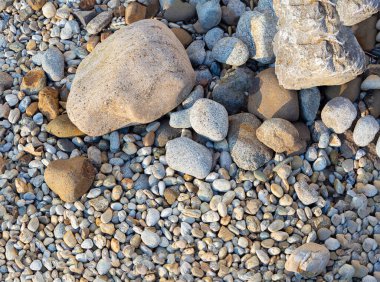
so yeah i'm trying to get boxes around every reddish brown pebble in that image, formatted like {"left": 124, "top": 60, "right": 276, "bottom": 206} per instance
{"left": 79, "top": 0, "right": 96, "bottom": 10}
{"left": 20, "top": 69, "right": 46, "bottom": 95}
{"left": 171, "top": 28, "right": 192, "bottom": 47}
{"left": 86, "top": 35, "right": 100, "bottom": 52}
{"left": 125, "top": 2, "right": 147, "bottom": 25}
{"left": 27, "top": 0, "right": 46, "bottom": 10}
{"left": 26, "top": 102, "right": 38, "bottom": 117}
{"left": 0, "top": 157, "right": 6, "bottom": 174}
{"left": 46, "top": 114, "right": 85, "bottom": 138}
{"left": 38, "top": 87, "right": 60, "bottom": 120}
{"left": 145, "top": 0, "right": 159, "bottom": 18}
{"left": 143, "top": 131, "right": 155, "bottom": 146}
{"left": 100, "top": 31, "right": 112, "bottom": 42}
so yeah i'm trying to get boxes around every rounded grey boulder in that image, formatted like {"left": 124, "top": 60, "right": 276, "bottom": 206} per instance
{"left": 353, "top": 115, "right": 379, "bottom": 147}
{"left": 165, "top": 137, "right": 212, "bottom": 179}
{"left": 190, "top": 98, "right": 229, "bottom": 142}
{"left": 67, "top": 20, "right": 195, "bottom": 136}
{"left": 212, "top": 37, "right": 249, "bottom": 66}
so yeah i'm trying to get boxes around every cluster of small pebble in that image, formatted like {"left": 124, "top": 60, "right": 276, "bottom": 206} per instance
{"left": 0, "top": 0, "right": 380, "bottom": 281}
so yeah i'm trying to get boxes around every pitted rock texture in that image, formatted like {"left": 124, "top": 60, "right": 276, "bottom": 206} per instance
{"left": 336, "top": 0, "right": 380, "bottom": 26}
{"left": 67, "top": 19, "right": 195, "bottom": 136}
{"left": 273, "top": 0, "right": 366, "bottom": 90}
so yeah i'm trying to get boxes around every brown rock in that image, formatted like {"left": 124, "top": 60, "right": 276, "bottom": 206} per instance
{"left": 248, "top": 68, "right": 299, "bottom": 121}
{"left": 46, "top": 114, "right": 85, "bottom": 138}
{"left": 353, "top": 15, "right": 378, "bottom": 51}
{"left": 154, "top": 119, "right": 182, "bottom": 147}
{"left": 44, "top": 157, "right": 96, "bottom": 202}
{"left": 113, "top": 5, "right": 125, "bottom": 17}
{"left": 79, "top": 0, "right": 96, "bottom": 10}
{"left": 323, "top": 77, "right": 362, "bottom": 102}
{"left": 38, "top": 87, "right": 59, "bottom": 120}
{"left": 63, "top": 230, "right": 77, "bottom": 248}
{"left": 26, "top": 102, "right": 38, "bottom": 116}
{"left": 0, "top": 157, "right": 6, "bottom": 174}
{"left": 145, "top": 0, "right": 159, "bottom": 18}
{"left": 143, "top": 131, "right": 155, "bottom": 146}
{"left": 27, "top": 0, "right": 46, "bottom": 10}
{"left": 256, "top": 118, "right": 305, "bottom": 154}
{"left": 163, "top": 0, "right": 196, "bottom": 22}
{"left": 125, "top": 2, "right": 147, "bottom": 25}
{"left": 86, "top": 35, "right": 100, "bottom": 52}
{"left": 15, "top": 178, "right": 33, "bottom": 193}
{"left": 171, "top": 28, "right": 192, "bottom": 47}
{"left": 0, "top": 71, "right": 13, "bottom": 91}
{"left": 218, "top": 226, "right": 234, "bottom": 241}
{"left": 364, "top": 90, "right": 380, "bottom": 118}
{"left": 164, "top": 188, "right": 179, "bottom": 204}
{"left": 20, "top": 69, "right": 46, "bottom": 95}
{"left": 67, "top": 20, "right": 195, "bottom": 136}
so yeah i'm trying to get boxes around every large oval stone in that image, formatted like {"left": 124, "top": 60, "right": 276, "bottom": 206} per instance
{"left": 67, "top": 19, "right": 195, "bottom": 136}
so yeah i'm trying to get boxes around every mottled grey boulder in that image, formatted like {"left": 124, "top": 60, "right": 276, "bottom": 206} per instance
{"left": 211, "top": 37, "right": 249, "bottom": 66}
{"left": 166, "top": 137, "right": 213, "bottom": 178}
{"left": 353, "top": 115, "right": 379, "bottom": 147}
{"left": 228, "top": 113, "right": 273, "bottom": 171}
{"left": 67, "top": 20, "right": 195, "bottom": 136}
{"left": 273, "top": 1, "right": 366, "bottom": 90}
{"left": 336, "top": 0, "right": 380, "bottom": 26}
{"left": 236, "top": 9, "right": 277, "bottom": 64}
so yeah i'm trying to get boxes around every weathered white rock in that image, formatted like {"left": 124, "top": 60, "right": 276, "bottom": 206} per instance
{"left": 67, "top": 20, "right": 195, "bottom": 136}
{"left": 336, "top": 0, "right": 380, "bottom": 26}
{"left": 285, "top": 243, "right": 330, "bottom": 278}
{"left": 273, "top": 1, "right": 366, "bottom": 89}
{"left": 353, "top": 115, "right": 379, "bottom": 147}
{"left": 321, "top": 97, "right": 357, "bottom": 134}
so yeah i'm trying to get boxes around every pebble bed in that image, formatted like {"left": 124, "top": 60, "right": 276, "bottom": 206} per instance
{"left": 0, "top": 0, "right": 380, "bottom": 282}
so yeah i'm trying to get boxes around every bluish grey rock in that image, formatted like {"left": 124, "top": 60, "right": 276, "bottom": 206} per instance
{"left": 299, "top": 87, "right": 320, "bottom": 123}
{"left": 169, "top": 108, "right": 191, "bottom": 128}
{"left": 204, "top": 27, "right": 224, "bottom": 50}
{"left": 42, "top": 47, "right": 65, "bottom": 81}
{"left": 196, "top": 0, "right": 222, "bottom": 31}
{"left": 186, "top": 40, "right": 206, "bottom": 66}
{"left": 353, "top": 115, "right": 379, "bottom": 147}
{"left": 190, "top": 98, "right": 229, "bottom": 142}
{"left": 166, "top": 137, "right": 212, "bottom": 178}
{"left": 141, "top": 229, "right": 161, "bottom": 248}
{"left": 182, "top": 85, "right": 204, "bottom": 109}
{"left": 236, "top": 10, "right": 277, "bottom": 64}
{"left": 212, "top": 37, "right": 249, "bottom": 66}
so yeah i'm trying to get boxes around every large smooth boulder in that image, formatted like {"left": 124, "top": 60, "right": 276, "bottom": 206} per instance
{"left": 67, "top": 19, "right": 195, "bottom": 136}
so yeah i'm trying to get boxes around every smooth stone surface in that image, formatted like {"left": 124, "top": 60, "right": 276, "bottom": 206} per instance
{"left": 196, "top": 0, "right": 222, "bottom": 31}
{"left": 321, "top": 97, "right": 357, "bottom": 134}
{"left": 324, "top": 77, "right": 362, "bottom": 102}
{"left": 141, "top": 229, "right": 161, "bottom": 248}
{"left": 228, "top": 113, "right": 273, "bottom": 171}
{"left": 44, "top": 157, "right": 96, "bottom": 202}
{"left": 204, "top": 27, "right": 224, "bottom": 50}
{"left": 86, "top": 11, "right": 113, "bottom": 34}
{"left": 67, "top": 20, "right": 195, "bottom": 136}
{"left": 20, "top": 69, "right": 46, "bottom": 95}
{"left": 163, "top": 0, "right": 195, "bottom": 22}
{"left": 46, "top": 115, "right": 85, "bottom": 138}
{"left": 299, "top": 87, "right": 320, "bottom": 123}
{"left": 211, "top": 37, "right": 249, "bottom": 67}
{"left": 361, "top": 75, "right": 380, "bottom": 91}
{"left": 285, "top": 243, "right": 330, "bottom": 278}
{"left": 166, "top": 137, "right": 212, "bottom": 178}
{"left": 212, "top": 67, "right": 255, "bottom": 114}
{"left": 353, "top": 115, "right": 379, "bottom": 147}
{"left": 189, "top": 98, "right": 229, "bottom": 142}
{"left": 248, "top": 68, "right": 299, "bottom": 121}
{"left": 42, "top": 47, "right": 64, "bottom": 82}
{"left": 294, "top": 180, "right": 319, "bottom": 205}
{"left": 38, "top": 87, "right": 59, "bottom": 120}
{"left": 169, "top": 109, "right": 191, "bottom": 128}
{"left": 256, "top": 118, "right": 304, "bottom": 154}
{"left": 0, "top": 71, "right": 13, "bottom": 91}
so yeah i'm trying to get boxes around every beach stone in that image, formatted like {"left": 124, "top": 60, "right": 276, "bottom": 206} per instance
{"left": 146, "top": 208, "right": 160, "bottom": 226}
{"left": 294, "top": 180, "right": 319, "bottom": 205}
{"left": 336, "top": 0, "right": 380, "bottom": 26}
{"left": 353, "top": 15, "right": 378, "bottom": 51}
{"left": 256, "top": 118, "right": 305, "bottom": 154}
{"left": 164, "top": 0, "right": 195, "bottom": 22}
{"left": 325, "top": 238, "right": 340, "bottom": 251}
{"left": 42, "top": 2, "right": 56, "bottom": 18}
{"left": 44, "top": 157, "right": 96, "bottom": 202}
{"left": 364, "top": 90, "right": 380, "bottom": 118}
{"left": 221, "top": 0, "right": 245, "bottom": 25}
{"left": 42, "top": 47, "right": 64, "bottom": 82}
{"left": 196, "top": 0, "right": 222, "bottom": 31}
{"left": 166, "top": 137, "right": 212, "bottom": 178}
{"left": 353, "top": 115, "right": 379, "bottom": 147}
{"left": 171, "top": 28, "right": 192, "bottom": 47}
{"left": 211, "top": 37, "right": 249, "bottom": 66}
{"left": 27, "top": 0, "right": 46, "bottom": 10}
{"left": 63, "top": 230, "right": 77, "bottom": 248}
{"left": 67, "top": 20, "right": 195, "bottom": 136}
{"left": 186, "top": 40, "right": 206, "bottom": 66}
{"left": 212, "top": 67, "right": 254, "bottom": 114}
{"left": 204, "top": 27, "right": 224, "bottom": 50}
{"left": 285, "top": 243, "right": 330, "bottom": 278}
{"left": 86, "top": 11, "right": 113, "bottom": 34}
{"left": 299, "top": 87, "right": 320, "bottom": 123}
{"left": 0, "top": 72, "right": 13, "bottom": 91}
{"left": 79, "top": 0, "right": 95, "bottom": 10}
{"left": 169, "top": 109, "right": 191, "bottom": 128}
{"left": 273, "top": 2, "right": 366, "bottom": 90}
{"left": 154, "top": 119, "right": 181, "bottom": 147}
{"left": 228, "top": 113, "right": 273, "bottom": 171}
{"left": 20, "top": 69, "right": 46, "bottom": 95}
{"left": 38, "top": 87, "right": 59, "bottom": 120}
{"left": 46, "top": 115, "right": 84, "bottom": 138}
{"left": 189, "top": 98, "right": 228, "bottom": 142}
{"left": 248, "top": 68, "right": 299, "bottom": 121}
{"left": 141, "top": 229, "right": 161, "bottom": 248}
{"left": 236, "top": 9, "right": 277, "bottom": 64}
{"left": 97, "top": 259, "right": 111, "bottom": 275}
{"left": 324, "top": 77, "right": 362, "bottom": 102}
{"left": 321, "top": 97, "right": 357, "bottom": 134}
{"left": 361, "top": 75, "right": 380, "bottom": 91}
{"left": 212, "top": 179, "right": 231, "bottom": 192}
{"left": 125, "top": 2, "right": 146, "bottom": 24}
